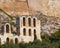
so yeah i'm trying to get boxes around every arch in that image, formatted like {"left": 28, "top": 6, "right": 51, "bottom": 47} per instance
{"left": 28, "top": 18, "right": 31, "bottom": 26}
{"left": 33, "top": 18, "right": 36, "bottom": 27}
{"left": 23, "top": 28, "right": 26, "bottom": 36}
{"left": 23, "top": 17, "right": 26, "bottom": 26}
{"left": 29, "top": 29, "right": 31, "bottom": 36}
{"left": 34, "top": 29, "right": 37, "bottom": 40}
{"left": 6, "top": 37, "right": 9, "bottom": 42}
{"left": 15, "top": 38, "right": 18, "bottom": 44}
{"left": 6, "top": 24, "right": 9, "bottom": 33}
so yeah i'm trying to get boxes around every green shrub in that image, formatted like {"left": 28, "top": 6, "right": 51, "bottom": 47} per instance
{"left": 0, "top": 29, "right": 60, "bottom": 48}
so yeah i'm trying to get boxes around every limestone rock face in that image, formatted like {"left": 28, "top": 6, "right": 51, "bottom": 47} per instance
{"left": 28, "top": 0, "right": 60, "bottom": 17}
{"left": 0, "top": 0, "right": 60, "bottom": 17}
{"left": 0, "top": 0, "right": 29, "bottom": 16}
{"left": 36, "top": 13, "right": 60, "bottom": 35}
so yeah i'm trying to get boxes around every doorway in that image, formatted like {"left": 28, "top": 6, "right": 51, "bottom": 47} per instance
{"left": 15, "top": 38, "right": 18, "bottom": 44}
{"left": 34, "top": 29, "right": 37, "bottom": 40}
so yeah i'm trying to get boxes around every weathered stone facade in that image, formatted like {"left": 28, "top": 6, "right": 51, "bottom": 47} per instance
{"left": 0, "top": 15, "right": 42, "bottom": 44}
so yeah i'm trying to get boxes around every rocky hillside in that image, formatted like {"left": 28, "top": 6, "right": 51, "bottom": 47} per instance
{"left": 0, "top": 0, "right": 29, "bottom": 16}
{"left": 0, "top": 9, "right": 60, "bottom": 35}
{"left": 0, "top": 0, "right": 60, "bottom": 35}
{"left": 35, "top": 12, "right": 60, "bottom": 35}
{"left": 28, "top": 0, "right": 60, "bottom": 17}
{"left": 0, "top": 0, "right": 60, "bottom": 17}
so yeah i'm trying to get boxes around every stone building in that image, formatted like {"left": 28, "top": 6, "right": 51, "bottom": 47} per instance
{"left": 1, "top": 0, "right": 60, "bottom": 45}
{"left": 0, "top": 15, "right": 42, "bottom": 44}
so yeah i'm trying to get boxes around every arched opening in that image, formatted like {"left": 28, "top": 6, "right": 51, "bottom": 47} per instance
{"left": 23, "top": 17, "right": 25, "bottom": 26}
{"left": 28, "top": 18, "right": 31, "bottom": 26}
{"left": 15, "top": 38, "right": 18, "bottom": 44}
{"left": 23, "top": 28, "right": 26, "bottom": 36}
{"left": 33, "top": 18, "right": 36, "bottom": 27}
{"left": 6, "top": 37, "right": 9, "bottom": 42}
{"left": 29, "top": 29, "right": 31, "bottom": 36}
{"left": 6, "top": 25, "right": 9, "bottom": 33}
{"left": 34, "top": 29, "right": 37, "bottom": 40}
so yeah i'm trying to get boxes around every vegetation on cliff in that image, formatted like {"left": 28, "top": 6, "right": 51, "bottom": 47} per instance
{"left": 0, "top": 9, "right": 13, "bottom": 20}
{"left": 0, "top": 29, "right": 60, "bottom": 48}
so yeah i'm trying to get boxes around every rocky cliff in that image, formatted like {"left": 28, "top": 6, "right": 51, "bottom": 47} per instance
{"left": 35, "top": 12, "right": 60, "bottom": 35}
{"left": 0, "top": 0, "right": 60, "bottom": 17}
{"left": 28, "top": 0, "right": 60, "bottom": 17}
